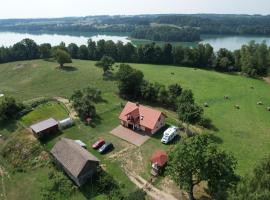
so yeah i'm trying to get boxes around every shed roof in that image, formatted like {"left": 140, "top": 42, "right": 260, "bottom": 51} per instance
{"left": 30, "top": 118, "right": 58, "bottom": 133}
{"left": 119, "top": 102, "right": 165, "bottom": 130}
{"left": 51, "top": 138, "right": 99, "bottom": 178}
{"left": 150, "top": 150, "right": 168, "bottom": 167}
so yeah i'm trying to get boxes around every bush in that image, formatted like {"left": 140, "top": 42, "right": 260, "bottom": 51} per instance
{"left": 1, "top": 136, "right": 48, "bottom": 171}
{"left": 0, "top": 96, "right": 25, "bottom": 120}
{"left": 41, "top": 169, "right": 76, "bottom": 200}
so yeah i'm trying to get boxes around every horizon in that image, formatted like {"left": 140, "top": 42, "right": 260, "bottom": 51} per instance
{"left": 0, "top": 0, "right": 269, "bottom": 19}
{"left": 1, "top": 13, "right": 270, "bottom": 20}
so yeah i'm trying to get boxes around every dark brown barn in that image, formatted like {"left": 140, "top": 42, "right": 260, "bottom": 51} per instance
{"left": 51, "top": 138, "right": 100, "bottom": 186}
{"left": 30, "top": 118, "right": 59, "bottom": 138}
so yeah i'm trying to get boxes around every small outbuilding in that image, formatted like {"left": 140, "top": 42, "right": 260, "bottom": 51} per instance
{"left": 59, "top": 117, "right": 74, "bottom": 129}
{"left": 30, "top": 118, "right": 59, "bottom": 138}
{"left": 150, "top": 150, "right": 168, "bottom": 176}
{"left": 51, "top": 138, "right": 99, "bottom": 186}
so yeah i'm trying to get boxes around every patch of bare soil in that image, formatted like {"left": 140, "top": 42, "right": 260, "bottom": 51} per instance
{"left": 54, "top": 97, "right": 78, "bottom": 119}
{"left": 108, "top": 145, "right": 182, "bottom": 200}
{"left": 160, "top": 177, "right": 186, "bottom": 200}
{"left": 31, "top": 64, "right": 39, "bottom": 68}
{"left": 263, "top": 77, "right": 270, "bottom": 84}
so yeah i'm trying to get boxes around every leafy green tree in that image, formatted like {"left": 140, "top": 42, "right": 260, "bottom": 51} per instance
{"left": 70, "top": 87, "right": 102, "bottom": 120}
{"left": 116, "top": 64, "right": 144, "bottom": 99}
{"left": 78, "top": 45, "right": 89, "bottom": 60}
{"left": 229, "top": 156, "right": 270, "bottom": 200}
{"left": 12, "top": 38, "right": 40, "bottom": 60}
{"left": 67, "top": 43, "right": 79, "bottom": 58}
{"left": 87, "top": 39, "right": 97, "bottom": 60}
{"left": 95, "top": 56, "right": 115, "bottom": 75}
{"left": 167, "top": 134, "right": 238, "bottom": 200}
{"left": 39, "top": 43, "right": 52, "bottom": 59}
{"left": 177, "top": 90, "right": 203, "bottom": 134}
{"left": 54, "top": 49, "right": 72, "bottom": 68}
{"left": 0, "top": 96, "right": 24, "bottom": 120}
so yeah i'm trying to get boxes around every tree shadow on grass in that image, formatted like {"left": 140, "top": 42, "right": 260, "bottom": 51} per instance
{"left": 200, "top": 118, "right": 219, "bottom": 132}
{"left": 89, "top": 115, "right": 103, "bottom": 128}
{"left": 102, "top": 71, "right": 117, "bottom": 81}
{"left": 208, "top": 134, "right": 223, "bottom": 144}
{"left": 58, "top": 66, "right": 78, "bottom": 72}
{"left": 0, "top": 120, "right": 18, "bottom": 133}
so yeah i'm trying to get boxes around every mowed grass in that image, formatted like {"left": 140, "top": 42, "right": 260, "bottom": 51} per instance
{"left": 0, "top": 59, "right": 269, "bottom": 177}
{"left": 20, "top": 101, "right": 69, "bottom": 126}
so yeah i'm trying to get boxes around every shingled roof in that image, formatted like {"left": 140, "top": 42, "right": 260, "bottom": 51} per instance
{"left": 30, "top": 118, "right": 58, "bottom": 133}
{"left": 51, "top": 138, "right": 99, "bottom": 178}
{"left": 119, "top": 102, "right": 165, "bottom": 130}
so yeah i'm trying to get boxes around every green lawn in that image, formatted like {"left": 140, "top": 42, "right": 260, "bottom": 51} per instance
{"left": 0, "top": 59, "right": 270, "bottom": 199}
{"left": 20, "top": 101, "right": 69, "bottom": 126}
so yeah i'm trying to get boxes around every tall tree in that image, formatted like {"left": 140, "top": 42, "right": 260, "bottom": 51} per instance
{"left": 167, "top": 134, "right": 239, "bottom": 200}
{"left": 39, "top": 43, "right": 52, "bottom": 59}
{"left": 95, "top": 56, "right": 115, "bottom": 75}
{"left": 229, "top": 156, "right": 270, "bottom": 200}
{"left": 116, "top": 64, "right": 144, "bottom": 99}
{"left": 54, "top": 49, "right": 72, "bottom": 68}
{"left": 67, "top": 43, "right": 79, "bottom": 59}
{"left": 177, "top": 90, "right": 203, "bottom": 135}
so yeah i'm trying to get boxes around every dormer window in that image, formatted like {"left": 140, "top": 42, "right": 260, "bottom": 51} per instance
{"left": 141, "top": 116, "right": 144, "bottom": 120}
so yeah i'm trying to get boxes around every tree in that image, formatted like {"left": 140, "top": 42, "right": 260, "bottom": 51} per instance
{"left": 39, "top": 43, "right": 52, "bottom": 59}
{"left": 116, "top": 64, "right": 144, "bottom": 99}
{"left": 70, "top": 87, "right": 101, "bottom": 121}
{"left": 177, "top": 90, "right": 203, "bottom": 135}
{"left": 95, "top": 56, "right": 115, "bottom": 75}
{"left": 167, "top": 134, "right": 239, "bottom": 200}
{"left": 229, "top": 156, "right": 270, "bottom": 200}
{"left": 0, "top": 96, "right": 24, "bottom": 120}
{"left": 78, "top": 45, "right": 89, "bottom": 60}
{"left": 54, "top": 49, "right": 72, "bottom": 68}
{"left": 67, "top": 43, "right": 79, "bottom": 59}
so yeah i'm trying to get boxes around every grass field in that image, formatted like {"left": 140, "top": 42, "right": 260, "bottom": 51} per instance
{"left": 0, "top": 59, "right": 270, "bottom": 199}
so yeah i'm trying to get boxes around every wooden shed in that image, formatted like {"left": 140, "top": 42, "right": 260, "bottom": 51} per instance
{"left": 30, "top": 118, "right": 59, "bottom": 138}
{"left": 150, "top": 150, "right": 168, "bottom": 176}
{"left": 51, "top": 138, "right": 100, "bottom": 186}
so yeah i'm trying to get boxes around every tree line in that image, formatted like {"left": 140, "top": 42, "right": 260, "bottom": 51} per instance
{"left": 130, "top": 26, "right": 200, "bottom": 42}
{"left": 2, "top": 14, "right": 270, "bottom": 36}
{"left": 0, "top": 38, "right": 269, "bottom": 77}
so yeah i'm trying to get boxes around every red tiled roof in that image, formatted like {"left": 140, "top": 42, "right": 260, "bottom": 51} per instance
{"left": 150, "top": 150, "right": 168, "bottom": 167}
{"left": 119, "top": 102, "right": 164, "bottom": 130}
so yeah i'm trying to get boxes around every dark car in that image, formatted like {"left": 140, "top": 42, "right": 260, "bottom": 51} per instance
{"left": 98, "top": 142, "right": 113, "bottom": 154}
{"left": 92, "top": 139, "right": 105, "bottom": 149}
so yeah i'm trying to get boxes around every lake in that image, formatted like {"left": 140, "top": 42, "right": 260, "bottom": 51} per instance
{"left": 1, "top": 31, "right": 270, "bottom": 51}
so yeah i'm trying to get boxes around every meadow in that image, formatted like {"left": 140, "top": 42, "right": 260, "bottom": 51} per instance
{"left": 0, "top": 59, "right": 270, "bottom": 199}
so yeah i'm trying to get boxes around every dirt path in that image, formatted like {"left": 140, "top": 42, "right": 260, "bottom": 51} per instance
{"left": 54, "top": 97, "right": 78, "bottom": 119}
{"left": 263, "top": 77, "right": 270, "bottom": 84}
{"left": 0, "top": 166, "right": 8, "bottom": 200}
{"left": 108, "top": 145, "right": 183, "bottom": 200}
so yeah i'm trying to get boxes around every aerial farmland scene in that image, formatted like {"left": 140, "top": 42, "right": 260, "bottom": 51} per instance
{"left": 0, "top": 1, "right": 270, "bottom": 200}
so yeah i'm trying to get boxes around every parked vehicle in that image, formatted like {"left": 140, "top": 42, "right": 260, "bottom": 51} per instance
{"left": 161, "top": 126, "right": 178, "bottom": 144}
{"left": 98, "top": 142, "right": 113, "bottom": 154}
{"left": 92, "top": 139, "right": 105, "bottom": 149}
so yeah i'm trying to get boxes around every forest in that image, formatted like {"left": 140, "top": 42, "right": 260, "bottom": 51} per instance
{"left": 1, "top": 14, "right": 270, "bottom": 37}
{"left": 130, "top": 26, "right": 200, "bottom": 42}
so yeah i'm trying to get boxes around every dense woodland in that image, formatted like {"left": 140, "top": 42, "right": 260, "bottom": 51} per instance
{"left": 130, "top": 26, "right": 200, "bottom": 42}
{"left": 0, "top": 38, "right": 269, "bottom": 77}
{"left": 1, "top": 14, "right": 270, "bottom": 38}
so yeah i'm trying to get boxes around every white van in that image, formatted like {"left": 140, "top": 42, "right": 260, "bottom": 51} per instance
{"left": 161, "top": 126, "right": 178, "bottom": 144}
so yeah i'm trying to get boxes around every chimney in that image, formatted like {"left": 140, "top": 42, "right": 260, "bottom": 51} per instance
{"left": 136, "top": 102, "right": 140, "bottom": 107}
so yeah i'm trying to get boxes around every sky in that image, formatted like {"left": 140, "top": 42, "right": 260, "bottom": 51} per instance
{"left": 0, "top": 0, "right": 269, "bottom": 19}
